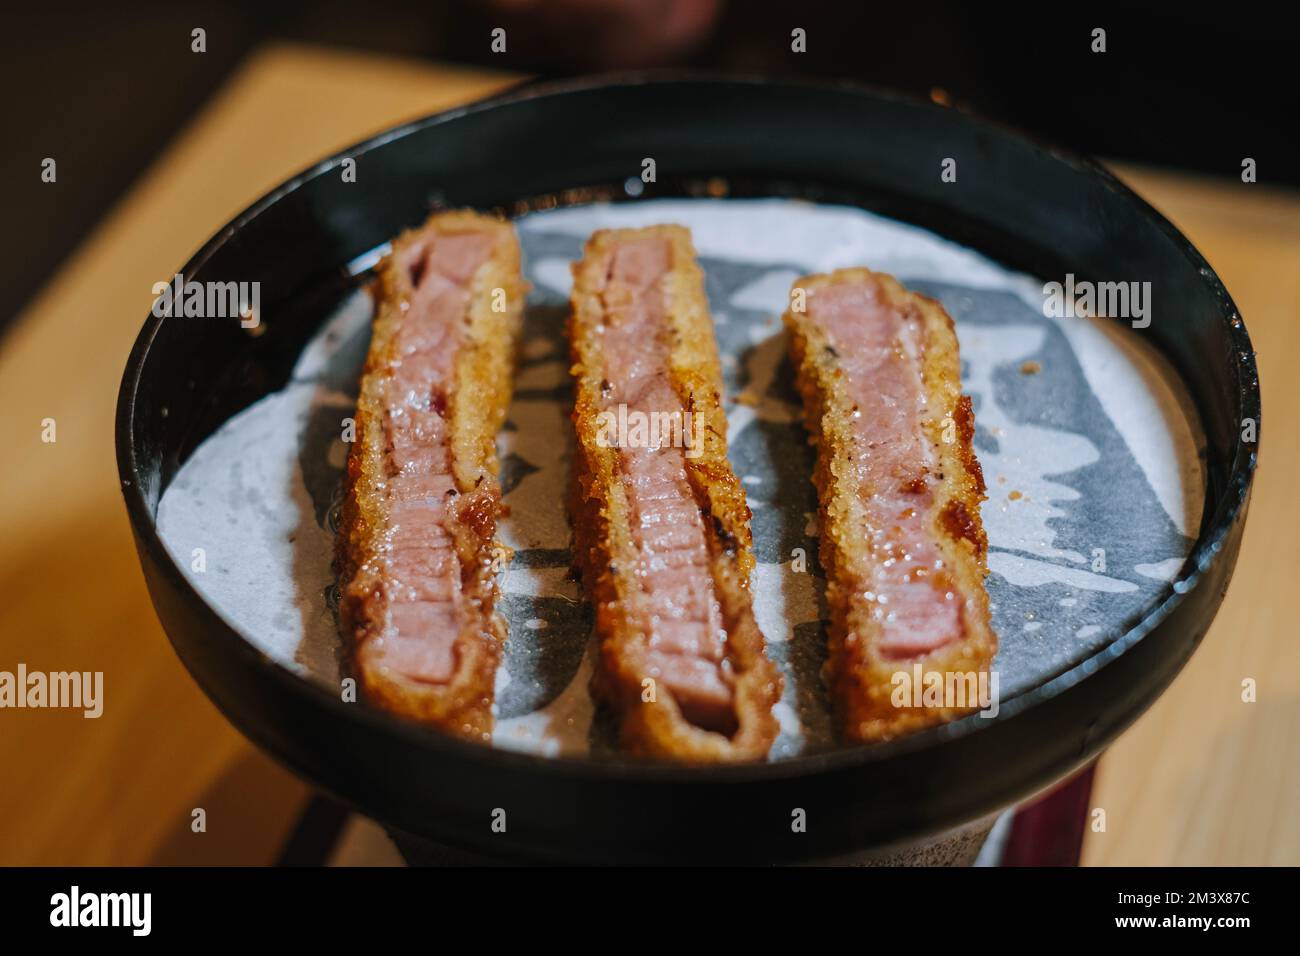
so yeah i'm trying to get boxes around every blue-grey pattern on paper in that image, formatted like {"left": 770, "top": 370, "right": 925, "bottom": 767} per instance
{"left": 156, "top": 201, "right": 1201, "bottom": 761}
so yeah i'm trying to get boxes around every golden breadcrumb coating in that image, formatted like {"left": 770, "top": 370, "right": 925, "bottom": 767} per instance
{"left": 568, "top": 224, "right": 782, "bottom": 763}
{"left": 783, "top": 268, "right": 995, "bottom": 743}
{"left": 336, "top": 210, "right": 525, "bottom": 741}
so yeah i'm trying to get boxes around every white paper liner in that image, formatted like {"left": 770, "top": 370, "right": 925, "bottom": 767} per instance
{"left": 157, "top": 198, "right": 1205, "bottom": 760}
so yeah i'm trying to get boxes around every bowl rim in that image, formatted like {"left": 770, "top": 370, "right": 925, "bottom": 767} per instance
{"left": 116, "top": 70, "right": 1260, "bottom": 786}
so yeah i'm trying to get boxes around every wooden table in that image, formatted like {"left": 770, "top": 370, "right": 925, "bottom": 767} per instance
{"left": 1, "top": 43, "right": 1293, "bottom": 866}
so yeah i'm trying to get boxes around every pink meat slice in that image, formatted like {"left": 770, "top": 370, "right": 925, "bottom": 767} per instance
{"left": 598, "top": 237, "right": 734, "bottom": 730}
{"left": 805, "top": 281, "right": 963, "bottom": 660}
{"left": 366, "top": 231, "right": 494, "bottom": 684}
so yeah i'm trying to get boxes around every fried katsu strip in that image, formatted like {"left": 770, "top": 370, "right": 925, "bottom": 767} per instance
{"left": 783, "top": 269, "right": 995, "bottom": 743}
{"left": 568, "top": 225, "right": 782, "bottom": 762}
{"left": 336, "top": 210, "right": 525, "bottom": 741}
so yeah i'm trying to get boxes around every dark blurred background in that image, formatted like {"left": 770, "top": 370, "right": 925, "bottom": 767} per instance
{"left": 3, "top": 1, "right": 1293, "bottom": 332}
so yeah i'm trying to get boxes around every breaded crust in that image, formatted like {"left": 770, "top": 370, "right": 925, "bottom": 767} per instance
{"left": 335, "top": 210, "right": 526, "bottom": 741}
{"left": 568, "top": 225, "right": 782, "bottom": 762}
{"left": 783, "top": 268, "right": 995, "bottom": 743}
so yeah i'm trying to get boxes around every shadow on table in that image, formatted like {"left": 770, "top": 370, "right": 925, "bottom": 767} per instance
{"left": 148, "top": 747, "right": 308, "bottom": 865}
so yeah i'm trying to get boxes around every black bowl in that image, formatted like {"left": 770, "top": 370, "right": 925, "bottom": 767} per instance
{"left": 116, "top": 74, "right": 1259, "bottom": 864}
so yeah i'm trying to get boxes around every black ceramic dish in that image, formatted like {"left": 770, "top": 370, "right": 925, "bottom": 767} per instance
{"left": 116, "top": 75, "right": 1258, "bottom": 865}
